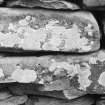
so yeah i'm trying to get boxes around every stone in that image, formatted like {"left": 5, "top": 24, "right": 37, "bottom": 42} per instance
{"left": 0, "top": 8, "right": 100, "bottom": 52}
{"left": 0, "top": 95, "right": 28, "bottom": 105}
{"left": 83, "top": 0, "right": 105, "bottom": 7}
{"left": 0, "top": 91, "right": 12, "bottom": 100}
{"left": 0, "top": 90, "right": 28, "bottom": 105}
{"left": 0, "top": 50, "right": 105, "bottom": 95}
{"left": 0, "top": 0, "right": 3, "bottom": 4}
{"left": 24, "top": 95, "right": 95, "bottom": 105}
{"left": 8, "top": 83, "right": 86, "bottom": 100}
{"left": 6, "top": 0, "right": 80, "bottom": 10}
{"left": 96, "top": 96, "right": 105, "bottom": 105}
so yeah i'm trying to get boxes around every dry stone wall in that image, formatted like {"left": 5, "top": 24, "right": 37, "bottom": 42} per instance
{"left": 0, "top": 0, "right": 104, "bottom": 105}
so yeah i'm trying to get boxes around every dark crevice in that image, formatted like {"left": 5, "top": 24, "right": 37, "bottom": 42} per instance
{"left": 89, "top": 11, "right": 105, "bottom": 49}
{"left": 0, "top": 50, "right": 99, "bottom": 57}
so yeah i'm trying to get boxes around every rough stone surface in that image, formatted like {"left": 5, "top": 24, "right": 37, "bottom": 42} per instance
{"left": 8, "top": 83, "right": 86, "bottom": 100}
{"left": 83, "top": 0, "right": 105, "bottom": 7}
{"left": 0, "top": 8, "right": 100, "bottom": 52}
{"left": 0, "top": 50, "right": 104, "bottom": 96}
{"left": 96, "top": 96, "right": 105, "bottom": 105}
{"left": 6, "top": 0, "right": 80, "bottom": 10}
{"left": 0, "top": 0, "right": 3, "bottom": 4}
{"left": 0, "top": 91, "right": 28, "bottom": 105}
{"left": 0, "top": 91, "right": 12, "bottom": 100}
{"left": 0, "top": 95, "right": 28, "bottom": 105}
{"left": 24, "top": 95, "right": 95, "bottom": 105}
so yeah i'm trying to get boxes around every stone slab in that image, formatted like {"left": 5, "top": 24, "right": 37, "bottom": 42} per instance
{"left": 6, "top": 0, "right": 80, "bottom": 10}
{"left": 0, "top": 8, "right": 100, "bottom": 52}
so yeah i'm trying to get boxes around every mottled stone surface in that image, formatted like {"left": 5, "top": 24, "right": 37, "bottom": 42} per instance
{"left": 0, "top": 50, "right": 104, "bottom": 96}
{"left": 96, "top": 96, "right": 105, "bottom": 105}
{"left": 8, "top": 83, "right": 86, "bottom": 100}
{"left": 25, "top": 95, "right": 95, "bottom": 105}
{"left": 0, "top": 91, "right": 28, "bottom": 105}
{"left": 0, "top": 89, "right": 96, "bottom": 105}
{"left": 0, "top": 8, "right": 100, "bottom": 52}
{"left": 83, "top": 0, "right": 105, "bottom": 7}
{"left": 6, "top": 0, "right": 80, "bottom": 10}
{"left": 0, "top": 91, "right": 12, "bottom": 100}
{"left": 0, "top": 95, "right": 28, "bottom": 105}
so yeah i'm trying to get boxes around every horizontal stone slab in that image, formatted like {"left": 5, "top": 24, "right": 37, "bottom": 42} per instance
{"left": 0, "top": 8, "right": 100, "bottom": 52}
{"left": 6, "top": 0, "right": 80, "bottom": 10}
{"left": 25, "top": 95, "right": 95, "bottom": 105}
{"left": 0, "top": 50, "right": 104, "bottom": 96}
{"left": 0, "top": 90, "right": 95, "bottom": 105}
{"left": 8, "top": 83, "right": 86, "bottom": 100}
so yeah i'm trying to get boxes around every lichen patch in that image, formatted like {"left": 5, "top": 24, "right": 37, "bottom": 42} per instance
{"left": 97, "top": 51, "right": 105, "bottom": 62}
{"left": 78, "top": 68, "right": 92, "bottom": 91}
{"left": 11, "top": 67, "right": 37, "bottom": 83}
{"left": 98, "top": 72, "right": 105, "bottom": 87}
{"left": 89, "top": 57, "right": 98, "bottom": 64}
{"left": 0, "top": 68, "right": 4, "bottom": 78}
{"left": 49, "top": 59, "right": 78, "bottom": 77}
{"left": 0, "top": 14, "right": 98, "bottom": 52}
{"left": 63, "top": 88, "right": 85, "bottom": 99}
{"left": 69, "top": 63, "right": 92, "bottom": 91}
{"left": 49, "top": 59, "right": 92, "bottom": 91}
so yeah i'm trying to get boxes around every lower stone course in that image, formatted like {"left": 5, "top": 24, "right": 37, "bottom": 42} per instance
{"left": 0, "top": 91, "right": 28, "bottom": 105}
{"left": 1, "top": 50, "right": 105, "bottom": 99}
{"left": 25, "top": 95, "right": 95, "bottom": 105}
{"left": 0, "top": 89, "right": 96, "bottom": 105}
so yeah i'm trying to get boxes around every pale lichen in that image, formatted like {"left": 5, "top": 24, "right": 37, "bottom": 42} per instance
{"left": 63, "top": 88, "right": 84, "bottom": 99}
{"left": 0, "top": 14, "right": 97, "bottom": 52}
{"left": 0, "top": 68, "right": 4, "bottom": 78}
{"left": 11, "top": 66, "right": 37, "bottom": 83}
{"left": 89, "top": 51, "right": 105, "bottom": 64}
{"left": 89, "top": 56, "right": 98, "bottom": 64}
{"left": 98, "top": 72, "right": 105, "bottom": 87}
{"left": 49, "top": 59, "right": 92, "bottom": 91}
{"left": 43, "top": 79, "right": 70, "bottom": 91}
{"left": 97, "top": 51, "right": 105, "bottom": 62}
{"left": 45, "top": 21, "right": 91, "bottom": 51}
{"left": 77, "top": 63, "right": 92, "bottom": 91}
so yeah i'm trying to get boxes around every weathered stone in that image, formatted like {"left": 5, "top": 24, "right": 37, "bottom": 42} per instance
{"left": 0, "top": 0, "right": 3, "bottom": 4}
{"left": 25, "top": 95, "right": 95, "bottom": 105}
{"left": 8, "top": 83, "right": 86, "bottom": 100}
{"left": 96, "top": 96, "right": 105, "bottom": 105}
{"left": 83, "top": 0, "right": 105, "bottom": 7}
{"left": 0, "top": 95, "right": 28, "bottom": 105}
{"left": 0, "top": 8, "right": 100, "bottom": 52}
{"left": 0, "top": 50, "right": 105, "bottom": 96}
{"left": 0, "top": 91, "right": 12, "bottom": 100}
{"left": 6, "top": 0, "right": 80, "bottom": 10}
